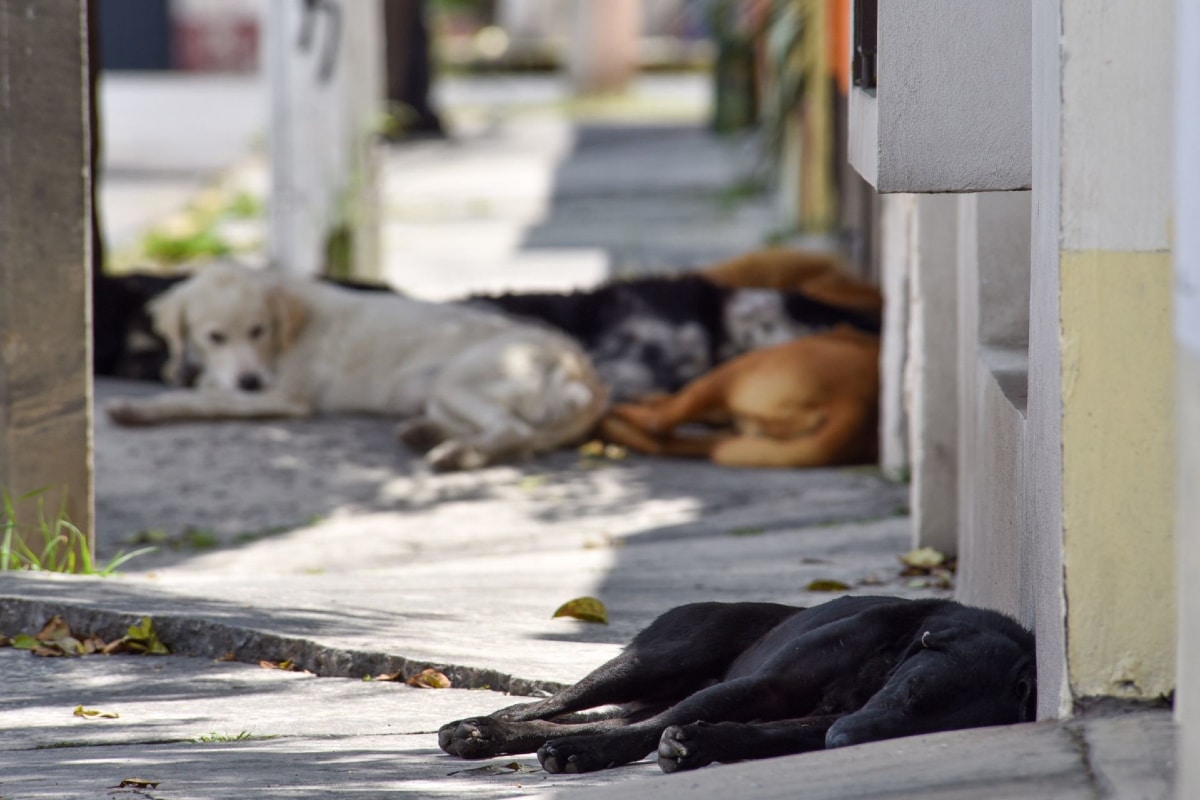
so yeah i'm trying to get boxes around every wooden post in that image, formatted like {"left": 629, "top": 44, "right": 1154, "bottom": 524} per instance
{"left": 0, "top": 0, "right": 94, "bottom": 561}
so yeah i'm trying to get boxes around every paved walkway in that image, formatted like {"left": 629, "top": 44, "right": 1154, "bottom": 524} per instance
{"left": 0, "top": 74, "right": 1175, "bottom": 799}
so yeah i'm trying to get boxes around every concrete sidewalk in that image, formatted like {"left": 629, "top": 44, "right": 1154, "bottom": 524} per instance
{"left": 0, "top": 73, "right": 1177, "bottom": 799}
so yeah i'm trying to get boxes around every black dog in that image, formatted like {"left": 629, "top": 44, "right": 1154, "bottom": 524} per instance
{"left": 439, "top": 595, "right": 1035, "bottom": 774}
{"left": 94, "top": 272, "right": 188, "bottom": 382}
{"left": 471, "top": 275, "right": 880, "bottom": 402}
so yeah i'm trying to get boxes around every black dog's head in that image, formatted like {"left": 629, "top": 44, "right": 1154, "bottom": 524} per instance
{"left": 825, "top": 618, "right": 1036, "bottom": 748}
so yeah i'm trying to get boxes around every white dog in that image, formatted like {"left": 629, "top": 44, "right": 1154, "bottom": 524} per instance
{"left": 106, "top": 264, "right": 608, "bottom": 470}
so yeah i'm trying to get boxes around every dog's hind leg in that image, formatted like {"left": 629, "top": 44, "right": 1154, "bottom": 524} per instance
{"left": 709, "top": 403, "right": 876, "bottom": 468}
{"left": 657, "top": 715, "right": 839, "bottom": 773}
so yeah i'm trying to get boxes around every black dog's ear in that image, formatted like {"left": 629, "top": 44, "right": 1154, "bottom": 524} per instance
{"left": 917, "top": 624, "right": 971, "bottom": 652}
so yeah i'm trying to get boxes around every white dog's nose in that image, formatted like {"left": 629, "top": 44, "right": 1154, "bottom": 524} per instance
{"left": 238, "top": 373, "right": 264, "bottom": 392}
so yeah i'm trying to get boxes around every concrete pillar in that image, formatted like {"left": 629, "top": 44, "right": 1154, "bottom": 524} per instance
{"left": 955, "top": 191, "right": 1032, "bottom": 622}
{"left": 905, "top": 194, "right": 958, "bottom": 554}
{"left": 266, "top": 0, "right": 383, "bottom": 279}
{"left": 0, "top": 0, "right": 94, "bottom": 551}
{"left": 568, "top": 0, "right": 640, "bottom": 95}
{"left": 1029, "top": 0, "right": 1176, "bottom": 717}
{"left": 1174, "top": 0, "right": 1200, "bottom": 793}
{"left": 877, "top": 194, "right": 913, "bottom": 480}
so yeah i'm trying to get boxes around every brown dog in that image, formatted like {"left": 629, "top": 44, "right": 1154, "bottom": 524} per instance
{"left": 702, "top": 248, "right": 883, "bottom": 322}
{"left": 600, "top": 326, "right": 879, "bottom": 468}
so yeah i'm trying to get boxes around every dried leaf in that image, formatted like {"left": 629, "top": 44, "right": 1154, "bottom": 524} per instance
{"left": 899, "top": 547, "right": 946, "bottom": 570}
{"left": 35, "top": 615, "right": 74, "bottom": 643}
{"left": 216, "top": 651, "right": 237, "bottom": 662}
{"left": 259, "top": 659, "right": 298, "bottom": 671}
{"left": 74, "top": 705, "right": 120, "bottom": 720}
{"left": 406, "top": 668, "right": 452, "bottom": 689}
{"left": 518, "top": 475, "right": 547, "bottom": 490}
{"left": 578, "top": 440, "right": 605, "bottom": 457}
{"left": 448, "top": 761, "right": 538, "bottom": 775}
{"left": 806, "top": 579, "right": 852, "bottom": 592}
{"left": 0, "top": 634, "right": 10, "bottom": 647}
{"left": 552, "top": 597, "right": 609, "bottom": 624}
{"left": 112, "top": 778, "right": 160, "bottom": 789}
{"left": 372, "top": 671, "right": 404, "bottom": 682}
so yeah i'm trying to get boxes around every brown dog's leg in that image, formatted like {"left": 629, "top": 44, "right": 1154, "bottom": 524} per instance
{"left": 709, "top": 403, "right": 874, "bottom": 468}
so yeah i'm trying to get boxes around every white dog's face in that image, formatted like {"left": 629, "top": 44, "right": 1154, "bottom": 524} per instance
{"left": 151, "top": 265, "right": 307, "bottom": 391}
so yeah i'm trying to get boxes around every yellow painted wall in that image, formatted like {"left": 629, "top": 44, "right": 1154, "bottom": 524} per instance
{"left": 1060, "top": 250, "right": 1177, "bottom": 700}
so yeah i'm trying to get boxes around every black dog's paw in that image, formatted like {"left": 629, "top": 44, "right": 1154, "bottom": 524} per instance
{"left": 538, "top": 739, "right": 590, "bottom": 774}
{"left": 539, "top": 734, "right": 648, "bottom": 774}
{"left": 438, "top": 718, "right": 508, "bottom": 760}
{"left": 657, "top": 723, "right": 715, "bottom": 774}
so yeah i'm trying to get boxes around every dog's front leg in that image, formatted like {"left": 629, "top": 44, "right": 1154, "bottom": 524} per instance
{"left": 106, "top": 389, "right": 311, "bottom": 426}
{"left": 657, "top": 715, "right": 840, "bottom": 773}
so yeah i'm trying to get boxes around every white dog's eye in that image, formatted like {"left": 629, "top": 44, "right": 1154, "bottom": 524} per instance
{"left": 248, "top": 324, "right": 265, "bottom": 340}
{"left": 208, "top": 331, "right": 226, "bottom": 345}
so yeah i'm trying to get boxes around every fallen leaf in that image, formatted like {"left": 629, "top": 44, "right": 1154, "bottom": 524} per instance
{"left": 406, "top": 668, "right": 452, "bottom": 689}
{"left": 73, "top": 705, "right": 119, "bottom": 720}
{"left": 806, "top": 579, "right": 852, "bottom": 592}
{"left": 372, "top": 671, "right": 404, "bottom": 682}
{"left": 552, "top": 597, "right": 609, "bottom": 624}
{"left": 0, "top": 634, "right": 10, "bottom": 647}
{"left": 578, "top": 440, "right": 605, "bottom": 457}
{"left": 899, "top": 547, "right": 946, "bottom": 570}
{"left": 11, "top": 634, "right": 39, "bottom": 650}
{"left": 35, "top": 615, "right": 74, "bottom": 643}
{"left": 518, "top": 475, "right": 547, "bottom": 490}
{"left": 120, "top": 617, "right": 170, "bottom": 655}
{"left": 448, "top": 761, "right": 539, "bottom": 776}
{"left": 259, "top": 659, "right": 298, "bottom": 671}
{"left": 111, "top": 778, "right": 160, "bottom": 789}
{"left": 216, "top": 651, "right": 237, "bottom": 662}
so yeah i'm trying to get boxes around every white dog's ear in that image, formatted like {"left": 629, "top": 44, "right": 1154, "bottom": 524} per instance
{"left": 268, "top": 284, "right": 309, "bottom": 353}
{"left": 149, "top": 285, "right": 189, "bottom": 385}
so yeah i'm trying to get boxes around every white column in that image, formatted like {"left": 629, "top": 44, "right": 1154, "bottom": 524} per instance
{"left": 905, "top": 194, "right": 959, "bottom": 554}
{"left": 1174, "top": 0, "right": 1200, "bottom": 794}
{"left": 568, "top": 0, "right": 640, "bottom": 94}
{"left": 267, "top": 0, "right": 383, "bottom": 278}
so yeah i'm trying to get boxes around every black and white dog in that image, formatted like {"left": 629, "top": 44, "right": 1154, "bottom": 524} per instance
{"left": 439, "top": 595, "right": 1035, "bottom": 774}
{"left": 471, "top": 275, "right": 880, "bottom": 401}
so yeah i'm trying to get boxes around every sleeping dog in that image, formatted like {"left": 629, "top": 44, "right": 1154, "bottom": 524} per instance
{"left": 105, "top": 263, "right": 607, "bottom": 471}
{"left": 600, "top": 325, "right": 880, "bottom": 468}
{"left": 439, "top": 595, "right": 1035, "bottom": 774}
{"left": 471, "top": 275, "right": 879, "bottom": 402}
